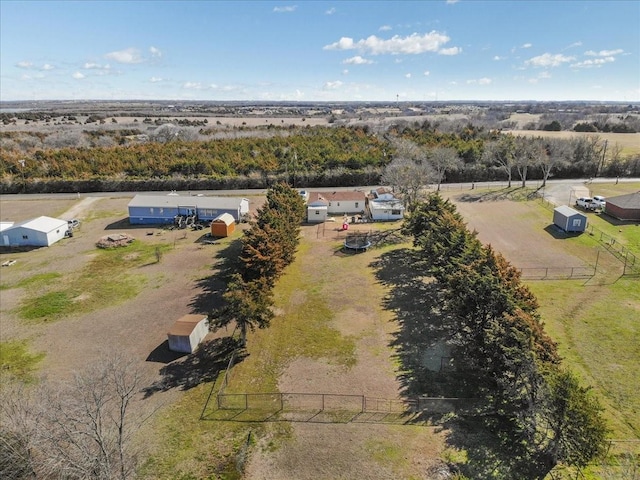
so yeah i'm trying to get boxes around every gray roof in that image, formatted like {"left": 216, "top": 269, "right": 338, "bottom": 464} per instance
{"left": 368, "top": 198, "right": 405, "bottom": 210}
{"left": 554, "top": 205, "right": 585, "bottom": 217}
{"left": 128, "top": 194, "right": 248, "bottom": 210}
{"left": 605, "top": 191, "right": 640, "bottom": 209}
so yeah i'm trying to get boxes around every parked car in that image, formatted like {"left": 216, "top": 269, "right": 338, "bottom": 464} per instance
{"left": 67, "top": 219, "right": 80, "bottom": 229}
{"left": 592, "top": 195, "right": 606, "bottom": 208}
{"left": 576, "top": 197, "right": 597, "bottom": 210}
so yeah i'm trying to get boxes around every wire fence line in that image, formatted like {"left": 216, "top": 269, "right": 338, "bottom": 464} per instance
{"left": 518, "top": 266, "right": 596, "bottom": 280}
{"left": 215, "top": 391, "right": 476, "bottom": 414}
{"left": 537, "top": 195, "right": 639, "bottom": 276}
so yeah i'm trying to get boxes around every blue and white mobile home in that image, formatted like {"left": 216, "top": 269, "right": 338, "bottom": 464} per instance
{"left": 128, "top": 194, "right": 249, "bottom": 225}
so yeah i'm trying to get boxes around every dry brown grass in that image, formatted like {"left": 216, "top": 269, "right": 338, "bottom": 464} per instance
{"left": 504, "top": 129, "right": 640, "bottom": 154}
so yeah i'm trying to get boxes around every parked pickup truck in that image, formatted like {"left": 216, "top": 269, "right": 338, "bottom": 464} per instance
{"left": 592, "top": 195, "right": 606, "bottom": 208}
{"left": 576, "top": 197, "right": 600, "bottom": 211}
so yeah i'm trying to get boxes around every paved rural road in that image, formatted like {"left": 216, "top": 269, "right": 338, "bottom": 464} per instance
{"left": 2, "top": 178, "right": 637, "bottom": 205}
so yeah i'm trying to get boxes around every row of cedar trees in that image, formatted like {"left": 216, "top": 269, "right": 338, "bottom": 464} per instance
{"left": 402, "top": 194, "right": 608, "bottom": 479}
{"left": 211, "top": 183, "right": 306, "bottom": 344}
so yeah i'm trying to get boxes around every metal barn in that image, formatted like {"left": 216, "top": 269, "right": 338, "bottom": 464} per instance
{"left": 553, "top": 206, "right": 587, "bottom": 232}
{"left": 1, "top": 216, "right": 69, "bottom": 247}
{"left": 128, "top": 194, "right": 249, "bottom": 225}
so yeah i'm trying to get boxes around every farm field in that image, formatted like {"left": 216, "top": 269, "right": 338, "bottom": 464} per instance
{"left": 1, "top": 182, "right": 639, "bottom": 478}
{"left": 504, "top": 129, "right": 640, "bottom": 155}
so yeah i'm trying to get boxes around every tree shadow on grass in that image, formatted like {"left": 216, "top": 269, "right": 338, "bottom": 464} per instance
{"left": 371, "top": 247, "right": 503, "bottom": 477}
{"left": 143, "top": 337, "right": 245, "bottom": 398}
{"left": 188, "top": 237, "right": 243, "bottom": 314}
{"left": 370, "top": 248, "right": 463, "bottom": 404}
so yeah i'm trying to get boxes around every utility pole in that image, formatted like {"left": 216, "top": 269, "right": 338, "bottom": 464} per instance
{"left": 19, "top": 159, "right": 25, "bottom": 192}
{"left": 597, "top": 139, "right": 608, "bottom": 177}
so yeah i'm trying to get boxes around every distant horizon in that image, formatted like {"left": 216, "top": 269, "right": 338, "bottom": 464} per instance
{"left": 1, "top": 1, "right": 638, "bottom": 103}
{"left": 2, "top": 98, "right": 639, "bottom": 106}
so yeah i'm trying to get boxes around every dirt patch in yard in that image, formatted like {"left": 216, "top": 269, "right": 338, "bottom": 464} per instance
{"left": 447, "top": 195, "right": 593, "bottom": 268}
{"left": 247, "top": 423, "right": 446, "bottom": 480}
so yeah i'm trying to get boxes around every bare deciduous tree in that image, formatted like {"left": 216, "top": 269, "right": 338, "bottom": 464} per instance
{"left": 150, "top": 124, "right": 200, "bottom": 143}
{"left": 427, "top": 146, "right": 462, "bottom": 191}
{"left": 482, "top": 135, "right": 515, "bottom": 187}
{"left": 0, "top": 355, "right": 150, "bottom": 480}
{"left": 381, "top": 138, "right": 432, "bottom": 210}
{"left": 514, "top": 136, "right": 546, "bottom": 188}
{"left": 539, "top": 138, "right": 572, "bottom": 187}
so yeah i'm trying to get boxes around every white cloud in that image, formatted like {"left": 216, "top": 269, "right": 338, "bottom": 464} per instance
{"left": 324, "top": 80, "right": 343, "bottom": 90}
{"left": 273, "top": 5, "right": 297, "bottom": 13}
{"left": 565, "top": 41, "right": 582, "bottom": 50}
{"left": 72, "top": 72, "right": 85, "bottom": 79}
{"left": 183, "top": 82, "right": 203, "bottom": 89}
{"left": 325, "top": 7, "right": 336, "bottom": 15}
{"left": 342, "top": 55, "right": 373, "bottom": 65}
{"left": 522, "top": 43, "right": 532, "bottom": 49}
{"left": 41, "top": 64, "right": 54, "bottom": 71}
{"left": 467, "top": 77, "right": 492, "bottom": 85}
{"left": 324, "top": 31, "right": 452, "bottom": 55}
{"left": 538, "top": 71, "right": 551, "bottom": 79}
{"left": 571, "top": 56, "right": 615, "bottom": 68}
{"left": 105, "top": 48, "right": 143, "bottom": 64}
{"left": 525, "top": 53, "right": 575, "bottom": 67}
{"left": 17, "top": 61, "right": 33, "bottom": 69}
{"left": 423, "top": 70, "right": 430, "bottom": 76}
{"left": 405, "top": 73, "right": 412, "bottom": 78}
{"left": 585, "top": 49, "right": 623, "bottom": 57}
{"left": 149, "top": 46, "right": 162, "bottom": 57}
{"left": 379, "top": 25, "right": 392, "bottom": 31}
{"left": 342, "top": 69, "right": 349, "bottom": 75}
{"left": 438, "top": 46, "right": 461, "bottom": 56}
{"left": 446, "top": 0, "right": 460, "bottom": 4}
{"left": 493, "top": 55, "right": 504, "bottom": 61}
{"left": 150, "top": 77, "right": 164, "bottom": 83}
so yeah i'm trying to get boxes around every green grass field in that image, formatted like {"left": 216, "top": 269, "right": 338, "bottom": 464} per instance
{"left": 11, "top": 240, "right": 171, "bottom": 323}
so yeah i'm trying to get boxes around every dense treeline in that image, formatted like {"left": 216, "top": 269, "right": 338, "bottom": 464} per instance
{"left": 402, "top": 194, "right": 608, "bottom": 478}
{"left": 1, "top": 123, "right": 639, "bottom": 194}
{"left": 211, "top": 183, "right": 306, "bottom": 344}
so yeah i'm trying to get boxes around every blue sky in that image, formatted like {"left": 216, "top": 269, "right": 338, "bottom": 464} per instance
{"left": 1, "top": 0, "right": 639, "bottom": 102}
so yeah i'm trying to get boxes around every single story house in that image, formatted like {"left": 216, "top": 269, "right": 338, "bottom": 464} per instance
{"left": 307, "top": 191, "right": 367, "bottom": 215}
{"left": 604, "top": 192, "right": 640, "bottom": 221}
{"left": 1, "top": 216, "right": 69, "bottom": 247}
{"left": 128, "top": 194, "right": 249, "bottom": 225}
{"left": 367, "top": 198, "right": 405, "bottom": 221}
{"left": 210, "top": 213, "right": 236, "bottom": 237}
{"left": 167, "top": 314, "right": 209, "bottom": 354}
{"left": 553, "top": 206, "right": 587, "bottom": 232}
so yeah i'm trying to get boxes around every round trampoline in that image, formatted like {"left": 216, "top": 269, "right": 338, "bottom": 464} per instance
{"left": 343, "top": 234, "right": 372, "bottom": 252}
